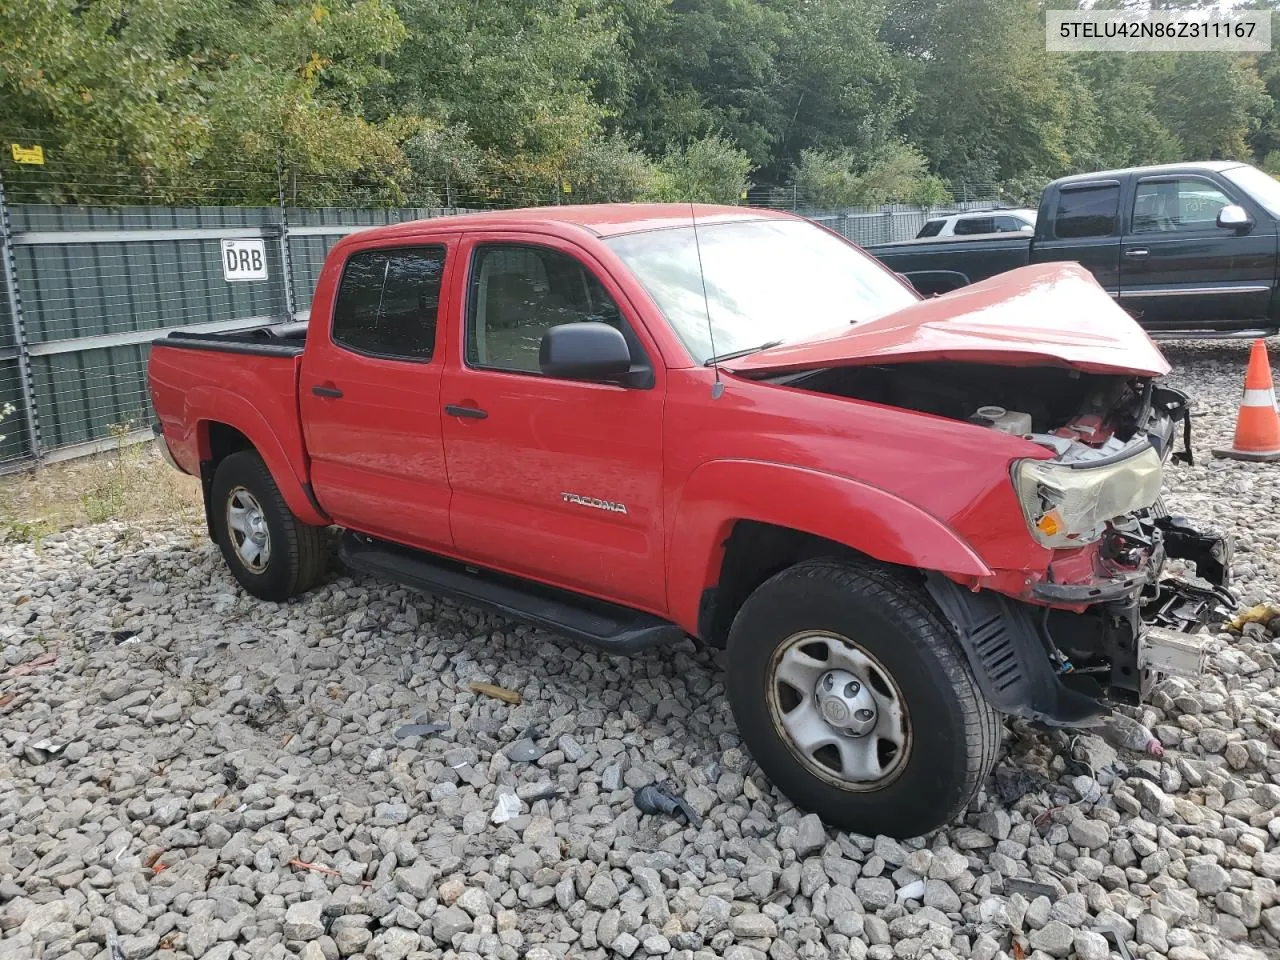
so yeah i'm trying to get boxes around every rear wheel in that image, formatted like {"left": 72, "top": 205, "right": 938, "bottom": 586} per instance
{"left": 725, "top": 559, "right": 1002, "bottom": 837}
{"left": 211, "top": 451, "right": 328, "bottom": 601}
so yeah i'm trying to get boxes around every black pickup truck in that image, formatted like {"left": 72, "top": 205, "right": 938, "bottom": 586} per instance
{"left": 867, "top": 162, "right": 1280, "bottom": 338}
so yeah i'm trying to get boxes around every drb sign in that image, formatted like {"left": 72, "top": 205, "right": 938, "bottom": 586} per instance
{"left": 221, "top": 239, "right": 269, "bottom": 282}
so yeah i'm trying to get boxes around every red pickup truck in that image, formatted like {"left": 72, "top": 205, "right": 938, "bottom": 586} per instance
{"left": 150, "top": 204, "right": 1230, "bottom": 837}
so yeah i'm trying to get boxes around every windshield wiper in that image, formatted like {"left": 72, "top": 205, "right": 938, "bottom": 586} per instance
{"left": 703, "top": 340, "right": 783, "bottom": 366}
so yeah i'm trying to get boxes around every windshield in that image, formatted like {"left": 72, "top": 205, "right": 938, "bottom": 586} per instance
{"left": 606, "top": 219, "right": 917, "bottom": 364}
{"left": 1224, "top": 165, "right": 1280, "bottom": 219}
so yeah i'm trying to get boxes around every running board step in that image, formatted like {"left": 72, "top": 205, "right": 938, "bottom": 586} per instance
{"left": 339, "top": 533, "right": 684, "bottom": 654}
{"left": 1148, "top": 328, "right": 1279, "bottom": 341}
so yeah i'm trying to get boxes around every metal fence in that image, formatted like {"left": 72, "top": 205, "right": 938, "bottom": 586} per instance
{"left": 0, "top": 170, "right": 1006, "bottom": 471}
{"left": 804, "top": 199, "right": 1009, "bottom": 247}
{"left": 0, "top": 186, "right": 471, "bottom": 469}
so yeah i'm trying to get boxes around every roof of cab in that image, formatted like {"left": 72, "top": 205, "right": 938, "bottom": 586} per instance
{"left": 341, "top": 203, "right": 796, "bottom": 242}
{"left": 1052, "top": 161, "right": 1247, "bottom": 186}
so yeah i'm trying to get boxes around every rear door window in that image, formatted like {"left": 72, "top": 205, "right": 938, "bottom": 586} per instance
{"left": 994, "top": 215, "right": 1031, "bottom": 232}
{"left": 332, "top": 247, "right": 446, "bottom": 360}
{"left": 954, "top": 217, "right": 994, "bottom": 235}
{"left": 1053, "top": 185, "right": 1120, "bottom": 239}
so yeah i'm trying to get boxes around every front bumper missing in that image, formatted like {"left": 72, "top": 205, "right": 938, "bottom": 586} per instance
{"left": 928, "top": 513, "right": 1233, "bottom": 725}
{"left": 1138, "top": 624, "right": 1209, "bottom": 692}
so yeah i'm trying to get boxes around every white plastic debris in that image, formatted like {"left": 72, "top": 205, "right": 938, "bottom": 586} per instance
{"left": 896, "top": 879, "right": 926, "bottom": 902}
{"left": 490, "top": 790, "right": 524, "bottom": 825}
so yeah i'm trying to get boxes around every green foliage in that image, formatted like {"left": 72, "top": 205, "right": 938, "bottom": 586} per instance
{"left": 649, "top": 136, "right": 753, "bottom": 203}
{"left": 792, "top": 143, "right": 951, "bottom": 208}
{"left": 401, "top": 124, "right": 486, "bottom": 205}
{"left": 0, "top": 0, "right": 410, "bottom": 203}
{"left": 562, "top": 135, "right": 659, "bottom": 203}
{"left": 1151, "top": 54, "right": 1271, "bottom": 161}
{"left": 6, "top": 0, "right": 1280, "bottom": 210}
{"left": 791, "top": 150, "right": 863, "bottom": 208}
{"left": 890, "top": 0, "right": 1090, "bottom": 187}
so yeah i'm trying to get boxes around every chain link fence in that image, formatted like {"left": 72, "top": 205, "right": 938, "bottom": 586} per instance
{"left": 0, "top": 136, "right": 1008, "bottom": 471}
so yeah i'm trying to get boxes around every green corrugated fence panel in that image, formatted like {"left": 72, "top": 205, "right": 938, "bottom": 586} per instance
{"left": 0, "top": 359, "right": 32, "bottom": 463}
{"left": 12, "top": 204, "right": 288, "bottom": 344}
{"left": 0, "top": 280, "right": 12, "bottom": 353}
{"left": 31, "top": 343, "right": 152, "bottom": 451}
{"left": 5, "top": 203, "right": 477, "bottom": 460}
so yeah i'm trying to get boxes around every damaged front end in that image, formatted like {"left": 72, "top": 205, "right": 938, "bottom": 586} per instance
{"left": 736, "top": 263, "right": 1230, "bottom": 728}
{"left": 925, "top": 383, "right": 1233, "bottom": 726}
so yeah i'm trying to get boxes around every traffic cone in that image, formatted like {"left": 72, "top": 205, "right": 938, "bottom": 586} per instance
{"left": 1213, "top": 339, "right": 1280, "bottom": 461}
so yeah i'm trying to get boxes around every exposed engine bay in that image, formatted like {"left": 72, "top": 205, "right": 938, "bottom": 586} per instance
{"left": 776, "top": 360, "right": 1233, "bottom": 720}
{"left": 776, "top": 361, "right": 1191, "bottom": 461}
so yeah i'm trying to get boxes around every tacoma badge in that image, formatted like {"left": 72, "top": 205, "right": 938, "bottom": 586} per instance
{"left": 561, "top": 492, "right": 628, "bottom": 515}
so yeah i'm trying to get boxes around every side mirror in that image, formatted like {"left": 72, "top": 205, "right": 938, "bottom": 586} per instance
{"left": 1217, "top": 204, "right": 1253, "bottom": 232}
{"left": 539, "top": 322, "right": 633, "bottom": 383}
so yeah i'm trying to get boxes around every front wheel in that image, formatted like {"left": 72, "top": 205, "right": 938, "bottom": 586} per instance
{"left": 725, "top": 559, "right": 1002, "bottom": 838}
{"left": 211, "top": 450, "right": 328, "bottom": 601}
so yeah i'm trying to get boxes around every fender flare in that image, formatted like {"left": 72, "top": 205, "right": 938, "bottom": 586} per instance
{"left": 665, "top": 459, "right": 991, "bottom": 635}
{"left": 185, "top": 386, "right": 327, "bottom": 526}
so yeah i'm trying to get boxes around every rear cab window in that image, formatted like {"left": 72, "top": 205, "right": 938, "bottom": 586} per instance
{"left": 332, "top": 247, "right": 446, "bottom": 361}
{"left": 1053, "top": 184, "right": 1120, "bottom": 239}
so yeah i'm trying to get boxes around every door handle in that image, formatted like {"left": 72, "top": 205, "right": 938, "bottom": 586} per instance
{"left": 1124, "top": 248, "right": 1149, "bottom": 259}
{"left": 444, "top": 404, "right": 488, "bottom": 420}
{"left": 311, "top": 384, "right": 344, "bottom": 398}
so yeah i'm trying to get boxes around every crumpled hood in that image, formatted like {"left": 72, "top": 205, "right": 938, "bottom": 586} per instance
{"left": 722, "top": 262, "right": 1171, "bottom": 378}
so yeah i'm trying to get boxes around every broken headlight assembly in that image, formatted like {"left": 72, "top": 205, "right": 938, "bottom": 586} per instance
{"left": 1013, "top": 445, "right": 1163, "bottom": 549}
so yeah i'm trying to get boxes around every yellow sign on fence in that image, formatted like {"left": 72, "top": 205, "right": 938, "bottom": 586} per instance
{"left": 10, "top": 144, "right": 45, "bottom": 165}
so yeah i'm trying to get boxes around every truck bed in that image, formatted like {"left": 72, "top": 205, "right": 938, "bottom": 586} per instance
{"left": 149, "top": 324, "right": 309, "bottom": 485}
{"left": 866, "top": 234, "right": 1032, "bottom": 295}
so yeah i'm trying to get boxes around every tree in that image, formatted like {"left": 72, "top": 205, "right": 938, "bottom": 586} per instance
{"left": 6, "top": 0, "right": 1280, "bottom": 212}
{"left": 376, "top": 0, "right": 619, "bottom": 183}
{"left": 650, "top": 135, "right": 753, "bottom": 203}
{"left": 620, "top": 0, "right": 790, "bottom": 166}
{"left": 768, "top": 0, "right": 907, "bottom": 178}
{"left": 562, "top": 135, "right": 659, "bottom": 203}
{"left": 1067, "top": 55, "right": 1181, "bottom": 170}
{"left": 0, "top": 0, "right": 410, "bottom": 204}
{"left": 792, "top": 143, "right": 950, "bottom": 208}
{"left": 887, "top": 0, "right": 1096, "bottom": 189}
{"left": 1151, "top": 54, "right": 1270, "bottom": 161}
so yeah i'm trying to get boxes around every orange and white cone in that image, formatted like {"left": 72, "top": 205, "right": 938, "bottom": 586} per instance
{"left": 1213, "top": 338, "right": 1280, "bottom": 461}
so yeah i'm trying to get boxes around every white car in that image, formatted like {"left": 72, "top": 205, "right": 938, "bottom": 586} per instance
{"left": 915, "top": 209, "right": 1037, "bottom": 239}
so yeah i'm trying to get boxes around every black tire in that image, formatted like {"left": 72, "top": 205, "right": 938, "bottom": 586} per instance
{"left": 725, "top": 559, "right": 1002, "bottom": 838}
{"left": 211, "top": 450, "right": 328, "bottom": 602}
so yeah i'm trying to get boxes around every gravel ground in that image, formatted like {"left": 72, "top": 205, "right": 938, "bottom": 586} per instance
{"left": 4, "top": 340, "right": 1280, "bottom": 960}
